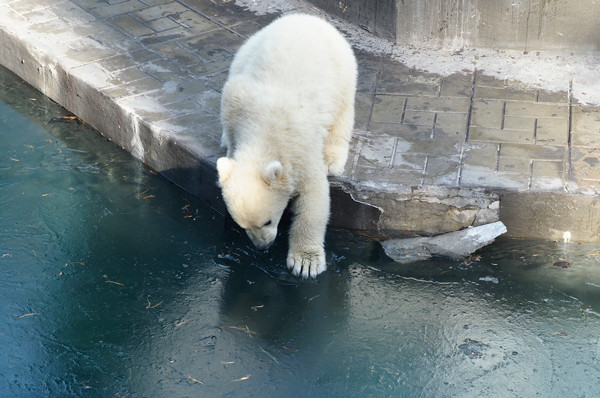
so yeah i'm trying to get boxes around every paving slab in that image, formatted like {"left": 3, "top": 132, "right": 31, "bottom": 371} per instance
{"left": 1, "top": 0, "right": 600, "bottom": 242}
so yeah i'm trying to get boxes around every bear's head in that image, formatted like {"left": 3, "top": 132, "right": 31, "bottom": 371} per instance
{"left": 217, "top": 157, "right": 293, "bottom": 250}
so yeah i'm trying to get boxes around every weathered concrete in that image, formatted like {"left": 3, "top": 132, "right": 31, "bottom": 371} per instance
{"left": 308, "top": 0, "right": 396, "bottom": 40}
{"left": 0, "top": 0, "right": 599, "bottom": 244}
{"left": 500, "top": 192, "right": 600, "bottom": 242}
{"left": 335, "top": 183, "right": 500, "bottom": 235}
{"left": 381, "top": 221, "right": 507, "bottom": 263}
{"left": 309, "top": 0, "right": 600, "bottom": 53}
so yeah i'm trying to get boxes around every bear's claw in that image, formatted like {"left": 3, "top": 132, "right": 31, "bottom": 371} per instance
{"left": 287, "top": 249, "right": 326, "bottom": 279}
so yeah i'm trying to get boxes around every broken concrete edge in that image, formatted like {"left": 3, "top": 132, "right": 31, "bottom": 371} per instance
{"left": 335, "top": 174, "right": 600, "bottom": 243}
{"left": 332, "top": 179, "right": 501, "bottom": 236}
{"left": 380, "top": 221, "right": 508, "bottom": 264}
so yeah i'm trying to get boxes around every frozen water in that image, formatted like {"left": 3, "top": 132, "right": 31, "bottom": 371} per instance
{"left": 1, "top": 67, "right": 599, "bottom": 397}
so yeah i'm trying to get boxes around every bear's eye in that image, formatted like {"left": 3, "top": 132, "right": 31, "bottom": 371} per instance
{"left": 263, "top": 220, "right": 272, "bottom": 227}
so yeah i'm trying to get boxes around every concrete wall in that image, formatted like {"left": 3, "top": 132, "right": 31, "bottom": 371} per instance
{"left": 310, "top": 0, "right": 600, "bottom": 53}
{"left": 309, "top": 0, "right": 397, "bottom": 40}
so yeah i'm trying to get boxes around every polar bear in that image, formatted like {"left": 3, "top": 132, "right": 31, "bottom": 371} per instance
{"left": 216, "top": 13, "right": 357, "bottom": 278}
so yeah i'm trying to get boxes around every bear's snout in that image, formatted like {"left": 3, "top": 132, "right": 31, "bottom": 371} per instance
{"left": 246, "top": 229, "right": 276, "bottom": 250}
{"left": 252, "top": 240, "right": 272, "bottom": 250}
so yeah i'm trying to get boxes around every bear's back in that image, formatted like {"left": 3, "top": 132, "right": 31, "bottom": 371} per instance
{"left": 228, "top": 14, "right": 356, "bottom": 93}
{"left": 220, "top": 13, "right": 357, "bottom": 167}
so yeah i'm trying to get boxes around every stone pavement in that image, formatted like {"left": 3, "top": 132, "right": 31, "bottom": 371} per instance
{"left": 1, "top": 0, "right": 600, "bottom": 242}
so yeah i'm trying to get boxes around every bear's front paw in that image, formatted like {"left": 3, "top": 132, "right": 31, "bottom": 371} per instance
{"left": 327, "top": 160, "right": 345, "bottom": 176}
{"left": 324, "top": 145, "right": 349, "bottom": 176}
{"left": 287, "top": 248, "right": 326, "bottom": 279}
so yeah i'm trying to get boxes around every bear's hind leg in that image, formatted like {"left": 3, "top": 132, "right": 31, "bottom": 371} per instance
{"left": 286, "top": 176, "right": 330, "bottom": 278}
{"left": 324, "top": 99, "right": 354, "bottom": 176}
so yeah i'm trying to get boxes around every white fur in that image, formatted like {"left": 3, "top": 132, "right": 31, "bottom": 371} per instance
{"left": 217, "top": 13, "right": 357, "bottom": 278}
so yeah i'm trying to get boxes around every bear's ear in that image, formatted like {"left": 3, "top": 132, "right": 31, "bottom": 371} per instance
{"left": 262, "top": 161, "right": 283, "bottom": 185}
{"left": 217, "top": 157, "right": 234, "bottom": 184}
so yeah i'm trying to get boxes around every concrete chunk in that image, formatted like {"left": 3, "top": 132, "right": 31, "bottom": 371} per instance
{"left": 381, "top": 221, "right": 507, "bottom": 264}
